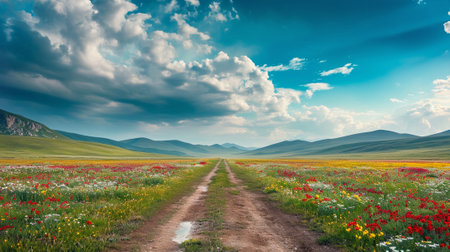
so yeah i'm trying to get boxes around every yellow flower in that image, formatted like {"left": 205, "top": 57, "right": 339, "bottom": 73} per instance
{"left": 346, "top": 228, "right": 351, "bottom": 232}
{"left": 379, "top": 232, "right": 384, "bottom": 236}
{"left": 369, "top": 233, "right": 376, "bottom": 238}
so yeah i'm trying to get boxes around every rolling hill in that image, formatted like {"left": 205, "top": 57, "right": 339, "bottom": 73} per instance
{"left": 244, "top": 130, "right": 419, "bottom": 156}
{"left": 0, "top": 135, "right": 168, "bottom": 158}
{"left": 57, "top": 131, "right": 187, "bottom": 156}
{"left": 59, "top": 131, "right": 243, "bottom": 157}
{"left": 221, "top": 143, "right": 257, "bottom": 151}
{"left": 1, "top": 108, "right": 449, "bottom": 159}
{"left": 313, "top": 135, "right": 450, "bottom": 155}
{"left": 242, "top": 130, "right": 450, "bottom": 159}
{"left": 120, "top": 138, "right": 242, "bottom": 157}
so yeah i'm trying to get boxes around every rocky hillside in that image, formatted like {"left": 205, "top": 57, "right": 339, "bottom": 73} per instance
{"left": 0, "top": 109, "right": 65, "bottom": 139}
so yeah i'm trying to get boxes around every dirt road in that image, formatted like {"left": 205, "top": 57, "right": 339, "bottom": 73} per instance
{"left": 139, "top": 160, "right": 221, "bottom": 251}
{"left": 221, "top": 160, "right": 337, "bottom": 252}
{"left": 114, "top": 159, "right": 337, "bottom": 251}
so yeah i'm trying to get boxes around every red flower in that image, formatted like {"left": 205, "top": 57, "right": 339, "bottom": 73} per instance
{"left": 86, "top": 220, "right": 92, "bottom": 225}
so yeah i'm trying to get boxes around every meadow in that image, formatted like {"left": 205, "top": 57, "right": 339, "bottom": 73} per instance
{"left": 0, "top": 159, "right": 215, "bottom": 251}
{"left": 229, "top": 159, "right": 450, "bottom": 251}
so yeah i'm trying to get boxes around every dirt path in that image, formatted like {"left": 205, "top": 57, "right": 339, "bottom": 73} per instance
{"left": 221, "top": 160, "right": 338, "bottom": 252}
{"left": 138, "top": 160, "right": 221, "bottom": 251}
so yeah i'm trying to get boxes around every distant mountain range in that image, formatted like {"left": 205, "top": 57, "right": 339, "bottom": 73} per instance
{"left": 1, "top": 108, "right": 449, "bottom": 159}
{"left": 57, "top": 131, "right": 244, "bottom": 157}
{"left": 245, "top": 129, "right": 450, "bottom": 157}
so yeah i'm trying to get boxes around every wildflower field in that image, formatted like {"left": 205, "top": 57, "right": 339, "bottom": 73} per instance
{"left": 230, "top": 159, "right": 450, "bottom": 251}
{"left": 0, "top": 159, "right": 215, "bottom": 251}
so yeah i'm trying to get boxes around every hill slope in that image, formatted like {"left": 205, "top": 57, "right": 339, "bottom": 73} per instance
{"left": 121, "top": 138, "right": 242, "bottom": 157}
{"left": 0, "top": 109, "right": 65, "bottom": 139}
{"left": 57, "top": 131, "right": 185, "bottom": 156}
{"left": 245, "top": 130, "right": 419, "bottom": 156}
{"left": 0, "top": 135, "right": 167, "bottom": 158}
{"left": 314, "top": 135, "right": 450, "bottom": 155}
{"left": 58, "top": 131, "right": 243, "bottom": 157}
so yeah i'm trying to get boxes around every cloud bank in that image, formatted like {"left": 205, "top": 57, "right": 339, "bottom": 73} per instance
{"left": 0, "top": 0, "right": 300, "bottom": 126}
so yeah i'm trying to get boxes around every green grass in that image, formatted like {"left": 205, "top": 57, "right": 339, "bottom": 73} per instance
{"left": 180, "top": 160, "right": 235, "bottom": 251}
{"left": 0, "top": 135, "right": 171, "bottom": 158}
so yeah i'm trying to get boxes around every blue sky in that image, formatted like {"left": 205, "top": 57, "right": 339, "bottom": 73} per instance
{"left": 0, "top": 0, "right": 449, "bottom": 146}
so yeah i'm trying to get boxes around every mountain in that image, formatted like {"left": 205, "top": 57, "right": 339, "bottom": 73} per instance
{"left": 314, "top": 135, "right": 450, "bottom": 155}
{"left": 429, "top": 130, "right": 450, "bottom": 137}
{"left": 221, "top": 143, "right": 257, "bottom": 151}
{"left": 57, "top": 131, "right": 186, "bottom": 156}
{"left": 245, "top": 130, "right": 417, "bottom": 156}
{"left": 244, "top": 140, "right": 311, "bottom": 156}
{"left": 59, "top": 130, "right": 244, "bottom": 157}
{"left": 2, "top": 108, "right": 448, "bottom": 159}
{"left": 0, "top": 135, "right": 166, "bottom": 158}
{"left": 0, "top": 109, "right": 65, "bottom": 139}
{"left": 121, "top": 138, "right": 243, "bottom": 157}
{"left": 290, "top": 130, "right": 418, "bottom": 155}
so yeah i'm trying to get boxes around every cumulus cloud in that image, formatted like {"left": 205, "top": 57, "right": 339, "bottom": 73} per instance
{"left": 185, "top": 0, "right": 200, "bottom": 7}
{"left": 303, "top": 83, "right": 333, "bottom": 98}
{"left": 0, "top": 0, "right": 301, "bottom": 128}
{"left": 261, "top": 57, "right": 304, "bottom": 72}
{"left": 320, "top": 63, "right": 356, "bottom": 76}
{"left": 294, "top": 105, "right": 391, "bottom": 139}
{"left": 393, "top": 76, "right": 450, "bottom": 135}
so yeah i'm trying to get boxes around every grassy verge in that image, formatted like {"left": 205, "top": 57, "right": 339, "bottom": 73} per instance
{"left": 181, "top": 160, "right": 235, "bottom": 251}
{"left": 0, "top": 135, "right": 169, "bottom": 158}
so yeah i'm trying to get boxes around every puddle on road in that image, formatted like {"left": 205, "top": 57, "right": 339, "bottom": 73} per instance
{"left": 172, "top": 221, "right": 193, "bottom": 244}
{"left": 198, "top": 185, "right": 208, "bottom": 192}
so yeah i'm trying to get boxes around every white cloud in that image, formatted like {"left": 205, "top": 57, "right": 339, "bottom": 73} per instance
{"left": 432, "top": 76, "right": 450, "bottom": 99}
{"left": 94, "top": 0, "right": 137, "bottom": 32}
{"left": 261, "top": 57, "right": 304, "bottom": 72}
{"left": 268, "top": 128, "right": 296, "bottom": 142}
{"left": 171, "top": 14, "right": 210, "bottom": 40}
{"left": 417, "top": 0, "right": 425, "bottom": 5}
{"left": 393, "top": 76, "right": 450, "bottom": 135}
{"left": 390, "top": 98, "right": 406, "bottom": 103}
{"left": 208, "top": 1, "right": 239, "bottom": 22}
{"left": 294, "top": 105, "right": 391, "bottom": 139}
{"left": 303, "top": 83, "right": 333, "bottom": 98}
{"left": 165, "top": 0, "right": 179, "bottom": 13}
{"left": 320, "top": 63, "right": 356, "bottom": 76}
{"left": 185, "top": 0, "right": 200, "bottom": 7}
{"left": 444, "top": 21, "right": 450, "bottom": 34}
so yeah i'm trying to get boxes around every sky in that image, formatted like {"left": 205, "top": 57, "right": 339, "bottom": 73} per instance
{"left": 0, "top": 0, "right": 449, "bottom": 147}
